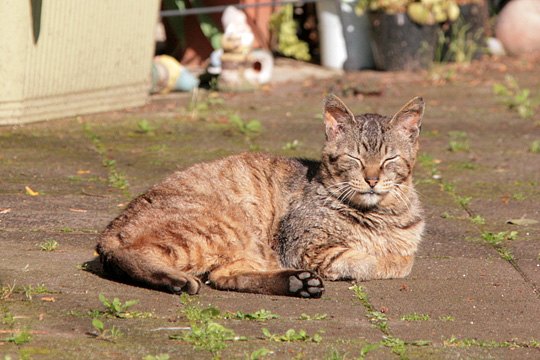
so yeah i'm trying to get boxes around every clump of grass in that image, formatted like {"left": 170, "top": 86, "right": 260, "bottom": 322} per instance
{"left": 350, "top": 285, "right": 390, "bottom": 335}
{"left": 282, "top": 140, "right": 301, "bottom": 151}
{"left": 298, "top": 313, "right": 327, "bottom": 321}
{"left": 91, "top": 318, "right": 123, "bottom": 342}
{"left": 23, "top": 284, "right": 51, "bottom": 301}
{"left": 229, "top": 114, "right": 262, "bottom": 136}
{"left": 530, "top": 140, "right": 540, "bottom": 153}
{"left": 493, "top": 75, "right": 537, "bottom": 119}
{"left": 439, "top": 315, "right": 455, "bottom": 322}
{"left": 170, "top": 321, "right": 243, "bottom": 357}
{"left": 448, "top": 131, "right": 470, "bottom": 152}
{"left": 135, "top": 119, "right": 154, "bottom": 134}
{"left": 400, "top": 313, "right": 430, "bottom": 322}
{"left": 262, "top": 328, "right": 322, "bottom": 343}
{"left": 39, "top": 239, "right": 59, "bottom": 252}
{"left": 224, "top": 309, "right": 279, "bottom": 321}
{"left": 470, "top": 215, "right": 485, "bottom": 225}
{"left": 3, "top": 329, "right": 32, "bottom": 345}
{"left": 174, "top": 294, "right": 244, "bottom": 358}
{"left": 481, "top": 231, "right": 518, "bottom": 246}
{"left": 97, "top": 293, "right": 149, "bottom": 319}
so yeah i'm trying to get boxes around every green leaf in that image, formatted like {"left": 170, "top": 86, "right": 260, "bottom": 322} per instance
{"left": 92, "top": 318, "right": 104, "bottom": 332}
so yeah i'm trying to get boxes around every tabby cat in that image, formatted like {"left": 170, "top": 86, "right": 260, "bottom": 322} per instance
{"left": 96, "top": 95, "right": 425, "bottom": 298}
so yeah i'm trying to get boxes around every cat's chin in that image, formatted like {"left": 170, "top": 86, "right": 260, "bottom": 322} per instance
{"left": 353, "top": 192, "right": 384, "bottom": 209}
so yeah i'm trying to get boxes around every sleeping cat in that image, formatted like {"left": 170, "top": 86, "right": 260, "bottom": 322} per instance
{"left": 96, "top": 95, "right": 425, "bottom": 298}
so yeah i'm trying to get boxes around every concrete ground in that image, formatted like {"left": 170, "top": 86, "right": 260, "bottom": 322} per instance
{"left": 1, "top": 56, "right": 540, "bottom": 359}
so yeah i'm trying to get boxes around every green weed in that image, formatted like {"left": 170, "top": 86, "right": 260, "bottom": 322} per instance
{"left": 350, "top": 285, "right": 390, "bottom": 334}
{"left": 444, "top": 336, "right": 540, "bottom": 349}
{"left": 39, "top": 239, "right": 59, "bottom": 252}
{"left": 246, "top": 348, "right": 272, "bottom": 360}
{"left": 400, "top": 313, "right": 430, "bottom": 321}
{"left": 457, "top": 195, "right": 472, "bottom": 208}
{"left": 439, "top": 315, "right": 455, "bottom": 322}
{"left": 530, "top": 140, "right": 540, "bottom": 153}
{"left": 359, "top": 343, "right": 381, "bottom": 359}
{"left": 512, "top": 192, "right": 527, "bottom": 201}
{"left": 2, "top": 329, "right": 32, "bottom": 345}
{"left": 23, "top": 284, "right": 51, "bottom": 300}
{"left": 282, "top": 140, "right": 301, "bottom": 151}
{"left": 493, "top": 76, "right": 537, "bottom": 119}
{"left": 171, "top": 322, "right": 244, "bottom": 358}
{"left": 97, "top": 293, "right": 150, "bottom": 318}
{"left": 325, "top": 348, "right": 348, "bottom": 360}
{"left": 470, "top": 215, "right": 485, "bottom": 225}
{"left": 448, "top": 131, "right": 470, "bottom": 152}
{"left": 224, "top": 309, "right": 279, "bottom": 321}
{"left": 298, "top": 313, "right": 328, "bottom": 321}
{"left": 83, "top": 124, "right": 130, "bottom": 195}
{"left": 262, "top": 328, "right": 322, "bottom": 343}
{"left": 497, "top": 247, "right": 515, "bottom": 261}
{"left": 91, "top": 318, "right": 123, "bottom": 342}
{"left": 1, "top": 308, "right": 15, "bottom": 327}
{"left": 135, "top": 119, "right": 154, "bottom": 134}
{"left": 229, "top": 114, "right": 262, "bottom": 136}
{"left": 481, "top": 231, "right": 518, "bottom": 246}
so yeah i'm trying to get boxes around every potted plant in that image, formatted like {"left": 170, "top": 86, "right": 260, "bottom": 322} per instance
{"left": 357, "top": 0, "right": 460, "bottom": 70}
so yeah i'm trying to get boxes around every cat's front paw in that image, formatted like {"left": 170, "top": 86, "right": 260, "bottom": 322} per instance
{"left": 288, "top": 271, "right": 324, "bottom": 299}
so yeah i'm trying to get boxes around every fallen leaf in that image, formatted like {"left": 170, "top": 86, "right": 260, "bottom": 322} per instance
{"left": 0, "top": 208, "right": 11, "bottom": 214}
{"left": 25, "top": 186, "right": 39, "bottom": 196}
{"left": 506, "top": 218, "right": 538, "bottom": 226}
{"left": 77, "top": 170, "right": 91, "bottom": 175}
{"left": 69, "top": 208, "right": 87, "bottom": 213}
{"left": 40, "top": 297, "right": 55, "bottom": 303}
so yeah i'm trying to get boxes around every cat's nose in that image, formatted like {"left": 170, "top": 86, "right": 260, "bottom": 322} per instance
{"left": 365, "top": 177, "right": 379, "bottom": 188}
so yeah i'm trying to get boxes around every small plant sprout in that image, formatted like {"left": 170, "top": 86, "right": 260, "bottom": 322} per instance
{"left": 493, "top": 75, "right": 537, "bottom": 119}
{"left": 23, "top": 284, "right": 51, "bottom": 300}
{"left": 282, "top": 139, "right": 301, "bottom": 151}
{"left": 470, "top": 215, "right": 485, "bottom": 225}
{"left": 3, "top": 329, "right": 32, "bottom": 345}
{"left": 170, "top": 322, "right": 244, "bottom": 357}
{"left": 98, "top": 293, "right": 142, "bottom": 318}
{"left": 400, "top": 313, "right": 430, "bottom": 321}
{"left": 247, "top": 348, "right": 272, "bottom": 360}
{"left": 530, "top": 140, "right": 540, "bottom": 153}
{"left": 481, "top": 231, "right": 518, "bottom": 246}
{"left": 91, "top": 318, "right": 123, "bottom": 342}
{"left": 136, "top": 119, "right": 154, "bottom": 134}
{"left": 298, "top": 313, "right": 328, "bottom": 321}
{"left": 262, "top": 328, "right": 322, "bottom": 343}
{"left": 448, "top": 131, "right": 470, "bottom": 152}
{"left": 224, "top": 309, "right": 279, "bottom": 321}
{"left": 228, "top": 114, "right": 262, "bottom": 136}
{"left": 39, "top": 239, "right": 59, "bottom": 252}
{"left": 439, "top": 315, "right": 456, "bottom": 322}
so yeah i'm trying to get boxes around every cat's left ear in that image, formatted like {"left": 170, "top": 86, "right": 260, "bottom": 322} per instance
{"left": 323, "top": 94, "right": 355, "bottom": 140}
{"left": 390, "top": 97, "right": 425, "bottom": 141}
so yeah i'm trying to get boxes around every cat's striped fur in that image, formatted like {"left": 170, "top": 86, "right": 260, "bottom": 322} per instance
{"left": 96, "top": 95, "right": 425, "bottom": 298}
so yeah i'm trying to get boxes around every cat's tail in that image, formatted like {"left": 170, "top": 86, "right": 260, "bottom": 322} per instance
{"left": 95, "top": 235, "right": 202, "bottom": 295}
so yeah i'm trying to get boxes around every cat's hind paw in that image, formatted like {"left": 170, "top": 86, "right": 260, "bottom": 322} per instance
{"left": 288, "top": 271, "right": 324, "bottom": 299}
{"left": 166, "top": 274, "right": 202, "bottom": 295}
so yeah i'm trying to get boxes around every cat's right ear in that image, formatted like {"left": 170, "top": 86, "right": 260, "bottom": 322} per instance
{"left": 323, "top": 94, "right": 355, "bottom": 140}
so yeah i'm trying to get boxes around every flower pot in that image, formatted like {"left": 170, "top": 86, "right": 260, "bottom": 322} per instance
{"left": 368, "top": 11, "right": 438, "bottom": 71}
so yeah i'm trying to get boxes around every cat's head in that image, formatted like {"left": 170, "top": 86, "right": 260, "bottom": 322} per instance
{"left": 321, "top": 94, "right": 424, "bottom": 210}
